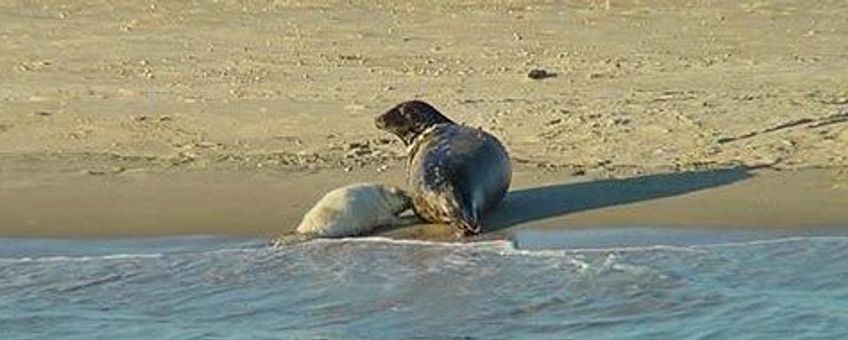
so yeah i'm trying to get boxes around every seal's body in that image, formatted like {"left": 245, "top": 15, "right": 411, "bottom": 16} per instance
{"left": 375, "top": 100, "right": 511, "bottom": 236}
{"left": 294, "top": 183, "right": 412, "bottom": 238}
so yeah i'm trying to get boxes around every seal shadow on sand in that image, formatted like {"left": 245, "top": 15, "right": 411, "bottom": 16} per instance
{"left": 480, "top": 167, "right": 752, "bottom": 233}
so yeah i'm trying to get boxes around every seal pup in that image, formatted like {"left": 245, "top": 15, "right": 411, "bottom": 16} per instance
{"left": 272, "top": 183, "right": 414, "bottom": 247}
{"left": 375, "top": 100, "right": 512, "bottom": 236}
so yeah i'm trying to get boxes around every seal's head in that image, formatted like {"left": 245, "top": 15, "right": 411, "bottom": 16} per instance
{"left": 375, "top": 100, "right": 454, "bottom": 146}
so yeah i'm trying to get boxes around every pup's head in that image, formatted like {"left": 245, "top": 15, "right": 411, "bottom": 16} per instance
{"left": 381, "top": 185, "right": 413, "bottom": 214}
{"left": 374, "top": 100, "right": 454, "bottom": 146}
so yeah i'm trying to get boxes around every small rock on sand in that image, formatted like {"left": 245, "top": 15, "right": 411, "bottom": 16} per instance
{"left": 527, "top": 68, "right": 557, "bottom": 80}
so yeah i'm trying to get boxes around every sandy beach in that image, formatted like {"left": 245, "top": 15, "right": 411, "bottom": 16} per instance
{"left": 1, "top": 0, "right": 847, "bottom": 239}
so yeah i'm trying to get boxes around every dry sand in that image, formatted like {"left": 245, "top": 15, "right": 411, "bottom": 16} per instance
{"left": 1, "top": 0, "right": 847, "bottom": 239}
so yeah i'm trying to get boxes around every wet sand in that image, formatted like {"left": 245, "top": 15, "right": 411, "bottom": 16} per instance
{"left": 2, "top": 163, "right": 846, "bottom": 240}
{"left": 1, "top": 0, "right": 847, "bottom": 239}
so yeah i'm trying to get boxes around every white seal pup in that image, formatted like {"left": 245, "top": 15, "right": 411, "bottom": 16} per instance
{"left": 293, "top": 183, "right": 412, "bottom": 238}
{"left": 374, "top": 100, "right": 512, "bottom": 236}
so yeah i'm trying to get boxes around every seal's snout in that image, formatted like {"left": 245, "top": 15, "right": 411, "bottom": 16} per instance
{"left": 375, "top": 106, "right": 403, "bottom": 131}
{"left": 374, "top": 114, "right": 387, "bottom": 130}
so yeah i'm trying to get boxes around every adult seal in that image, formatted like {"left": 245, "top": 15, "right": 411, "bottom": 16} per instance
{"left": 375, "top": 100, "right": 512, "bottom": 236}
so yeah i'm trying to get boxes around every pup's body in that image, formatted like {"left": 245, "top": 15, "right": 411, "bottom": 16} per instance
{"left": 294, "top": 183, "right": 412, "bottom": 238}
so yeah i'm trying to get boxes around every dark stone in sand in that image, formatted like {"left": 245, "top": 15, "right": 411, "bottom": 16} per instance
{"left": 527, "top": 69, "right": 557, "bottom": 80}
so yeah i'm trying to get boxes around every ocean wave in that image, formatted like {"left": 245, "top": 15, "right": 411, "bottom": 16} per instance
{"left": 302, "top": 236, "right": 515, "bottom": 249}
{"left": 510, "top": 235, "right": 848, "bottom": 256}
{"left": 3, "top": 235, "right": 847, "bottom": 264}
{"left": 691, "top": 235, "right": 848, "bottom": 249}
{"left": 0, "top": 253, "right": 165, "bottom": 264}
{"left": 0, "top": 244, "right": 269, "bottom": 264}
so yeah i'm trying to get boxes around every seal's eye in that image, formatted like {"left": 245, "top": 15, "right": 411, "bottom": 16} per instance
{"left": 391, "top": 110, "right": 403, "bottom": 122}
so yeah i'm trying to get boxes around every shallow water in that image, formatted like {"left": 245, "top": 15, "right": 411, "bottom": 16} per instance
{"left": 2, "top": 232, "right": 848, "bottom": 339}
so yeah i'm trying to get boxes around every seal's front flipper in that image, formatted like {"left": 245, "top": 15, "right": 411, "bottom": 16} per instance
{"left": 452, "top": 203, "right": 482, "bottom": 236}
{"left": 449, "top": 180, "right": 482, "bottom": 236}
{"left": 394, "top": 214, "right": 424, "bottom": 227}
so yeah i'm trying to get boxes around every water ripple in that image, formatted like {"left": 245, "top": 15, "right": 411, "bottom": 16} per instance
{"left": 1, "top": 235, "right": 847, "bottom": 339}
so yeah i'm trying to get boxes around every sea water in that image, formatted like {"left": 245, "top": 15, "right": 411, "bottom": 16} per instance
{"left": 2, "top": 230, "right": 848, "bottom": 339}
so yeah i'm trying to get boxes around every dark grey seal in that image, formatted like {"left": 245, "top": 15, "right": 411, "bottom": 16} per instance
{"left": 375, "top": 100, "right": 511, "bottom": 236}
